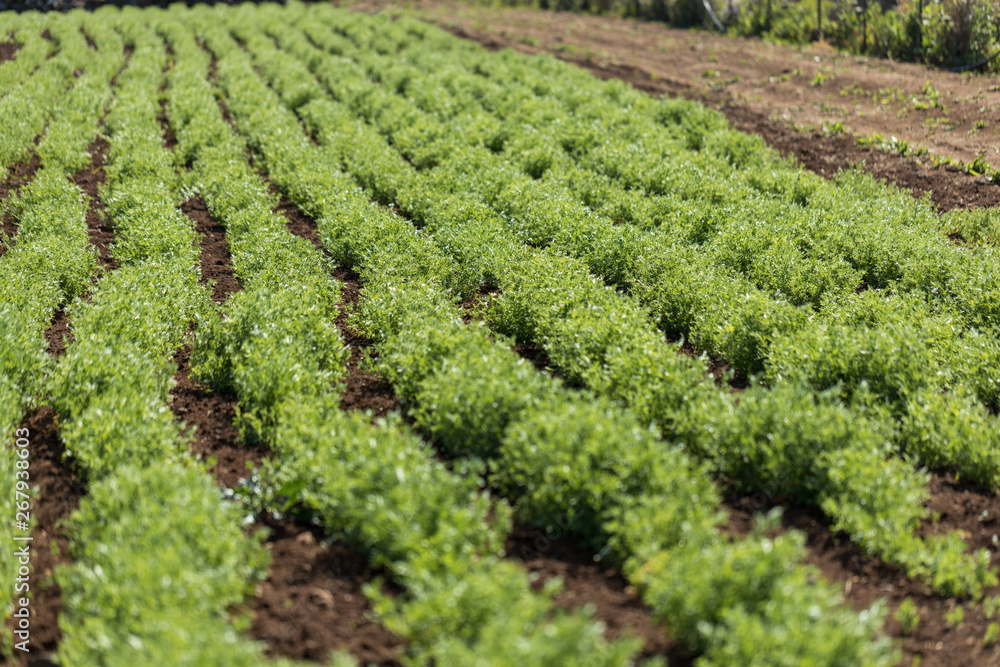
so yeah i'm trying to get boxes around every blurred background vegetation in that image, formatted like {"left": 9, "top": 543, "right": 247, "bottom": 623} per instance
{"left": 474, "top": 0, "right": 1000, "bottom": 71}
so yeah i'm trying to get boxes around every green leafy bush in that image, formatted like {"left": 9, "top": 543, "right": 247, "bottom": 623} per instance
{"left": 57, "top": 462, "right": 271, "bottom": 666}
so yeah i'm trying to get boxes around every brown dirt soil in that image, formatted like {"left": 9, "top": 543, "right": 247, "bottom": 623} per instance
{"left": 157, "top": 70, "right": 177, "bottom": 149}
{"left": 44, "top": 310, "right": 72, "bottom": 358}
{"left": 264, "top": 175, "right": 402, "bottom": 417}
{"left": 455, "top": 287, "right": 496, "bottom": 322}
{"left": 510, "top": 340, "right": 553, "bottom": 373}
{"left": 0, "top": 40, "right": 18, "bottom": 64}
{"left": 726, "top": 474, "right": 1000, "bottom": 667}
{"left": 506, "top": 524, "right": 683, "bottom": 663}
{"left": 171, "top": 186, "right": 257, "bottom": 487}
{"left": 72, "top": 137, "right": 116, "bottom": 274}
{"left": 2, "top": 407, "right": 85, "bottom": 667}
{"left": 249, "top": 518, "right": 405, "bottom": 666}
{"left": 354, "top": 0, "right": 1000, "bottom": 212}
{"left": 332, "top": 265, "right": 403, "bottom": 418}
{"left": 0, "top": 154, "right": 40, "bottom": 201}
{"left": 157, "top": 99, "right": 178, "bottom": 150}
{"left": 730, "top": 111, "right": 1000, "bottom": 212}
{"left": 79, "top": 26, "right": 96, "bottom": 52}
{"left": 170, "top": 345, "right": 268, "bottom": 489}
{"left": 0, "top": 153, "right": 41, "bottom": 258}
{"left": 181, "top": 196, "right": 240, "bottom": 303}
{"left": 108, "top": 43, "right": 134, "bottom": 90}
{"left": 675, "top": 339, "right": 749, "bottom": 392}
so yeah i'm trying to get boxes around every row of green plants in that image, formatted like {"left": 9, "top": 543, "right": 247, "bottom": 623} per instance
{"left": 356, "top": 13, "right": 1000, "bottom": 327}
{"left": 65, "top": 14, "right": 300, "bottom": 665}
{"left": 372, "top": 12, "right": 1000, "bottom": 492}
{"left": 324, "top": 7, "right": 1000, "bottom": 488}
{"left": 310, "top": 9, "right": 1000, "bottom": 415}
{"left": 340, "top": 10, "right": 1000, "bottom": 496}
{"left": 0, "top": 13, "right": 117, "bottom": 655}
{"left": 941, "top": 206, "right": 1000, "bottom": 246}
{"left": 165, "top": 6, "right": 635, "bottom": 665}
{"left": 33, "top": 11, "right": 278, "bottom": 666}
{"left": 0, "top": 4, "right": 995, "bottom": 662}
{"left": 215, "top": 3, "right": 905, "bottom": 664}
{"left": 243, "top": 3, "right": 996, "bottom": 604}
{"left": 0, "top": 12, "right": 56, "bottom": 92}
{"left": 0, "top": 11, "right": 93, "bottom": 171}
{"left": 0, "top": 161, "right": 94, "bottom": 661}
{"left": 0, "top": 7, "right": 284, "bottom": 662}
{"left": 36, "top": 13, "right": 125, "bottom": 181}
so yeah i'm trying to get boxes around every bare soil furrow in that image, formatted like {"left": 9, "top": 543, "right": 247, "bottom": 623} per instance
{"left": 0, "top": 39, "right": 18, "bottom": 64}
{"left": 181, "top": 196, "right": 240, "bottom": 304}
{"left": 506, "top": 525, "right": 684, "bottom": 664}
{"left": 249, "top": 518, "right": 405, "bottom": 666}
{"left": 157, "top": 97, "right": 178, "bottom": 150}
{"left": 331, "top": 266, "right": 403, "bottom": 418}
{"left": 171, "top": 200, "right": 257, "bottom": 485}
{"left": 171, "top": 189, "right": 249, "bottom": 485}
{"left": 171, "top": 345, "right": 264, "bottom": 489}
{"left": 0, "top": 153, "right": 41, "bottom": 258}
{"left": 72, "top": 136, "right": 115, "bottom": 275}
{"left": 266, "top": 178, "right": 402, "bottom": 418}
{"left": 44, "top": 309, "right": 72, "bottom": 358}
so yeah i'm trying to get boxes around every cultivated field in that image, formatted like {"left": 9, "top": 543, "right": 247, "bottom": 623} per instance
{"left": 2, "top": 2, "right": 1000, "bottom": 666}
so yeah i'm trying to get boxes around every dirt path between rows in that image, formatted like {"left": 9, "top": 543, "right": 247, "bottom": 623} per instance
{"left": 262, "top": 172, "right": 402, "bottom": 417}
{"left": 74, "top": 136, "right": 115, "bottom": 275}
{"left": 0, "top": 153, "right": 41, "bottom": 258}
{"left": 0, "top": 40, "right": 18, "bottom": 65}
